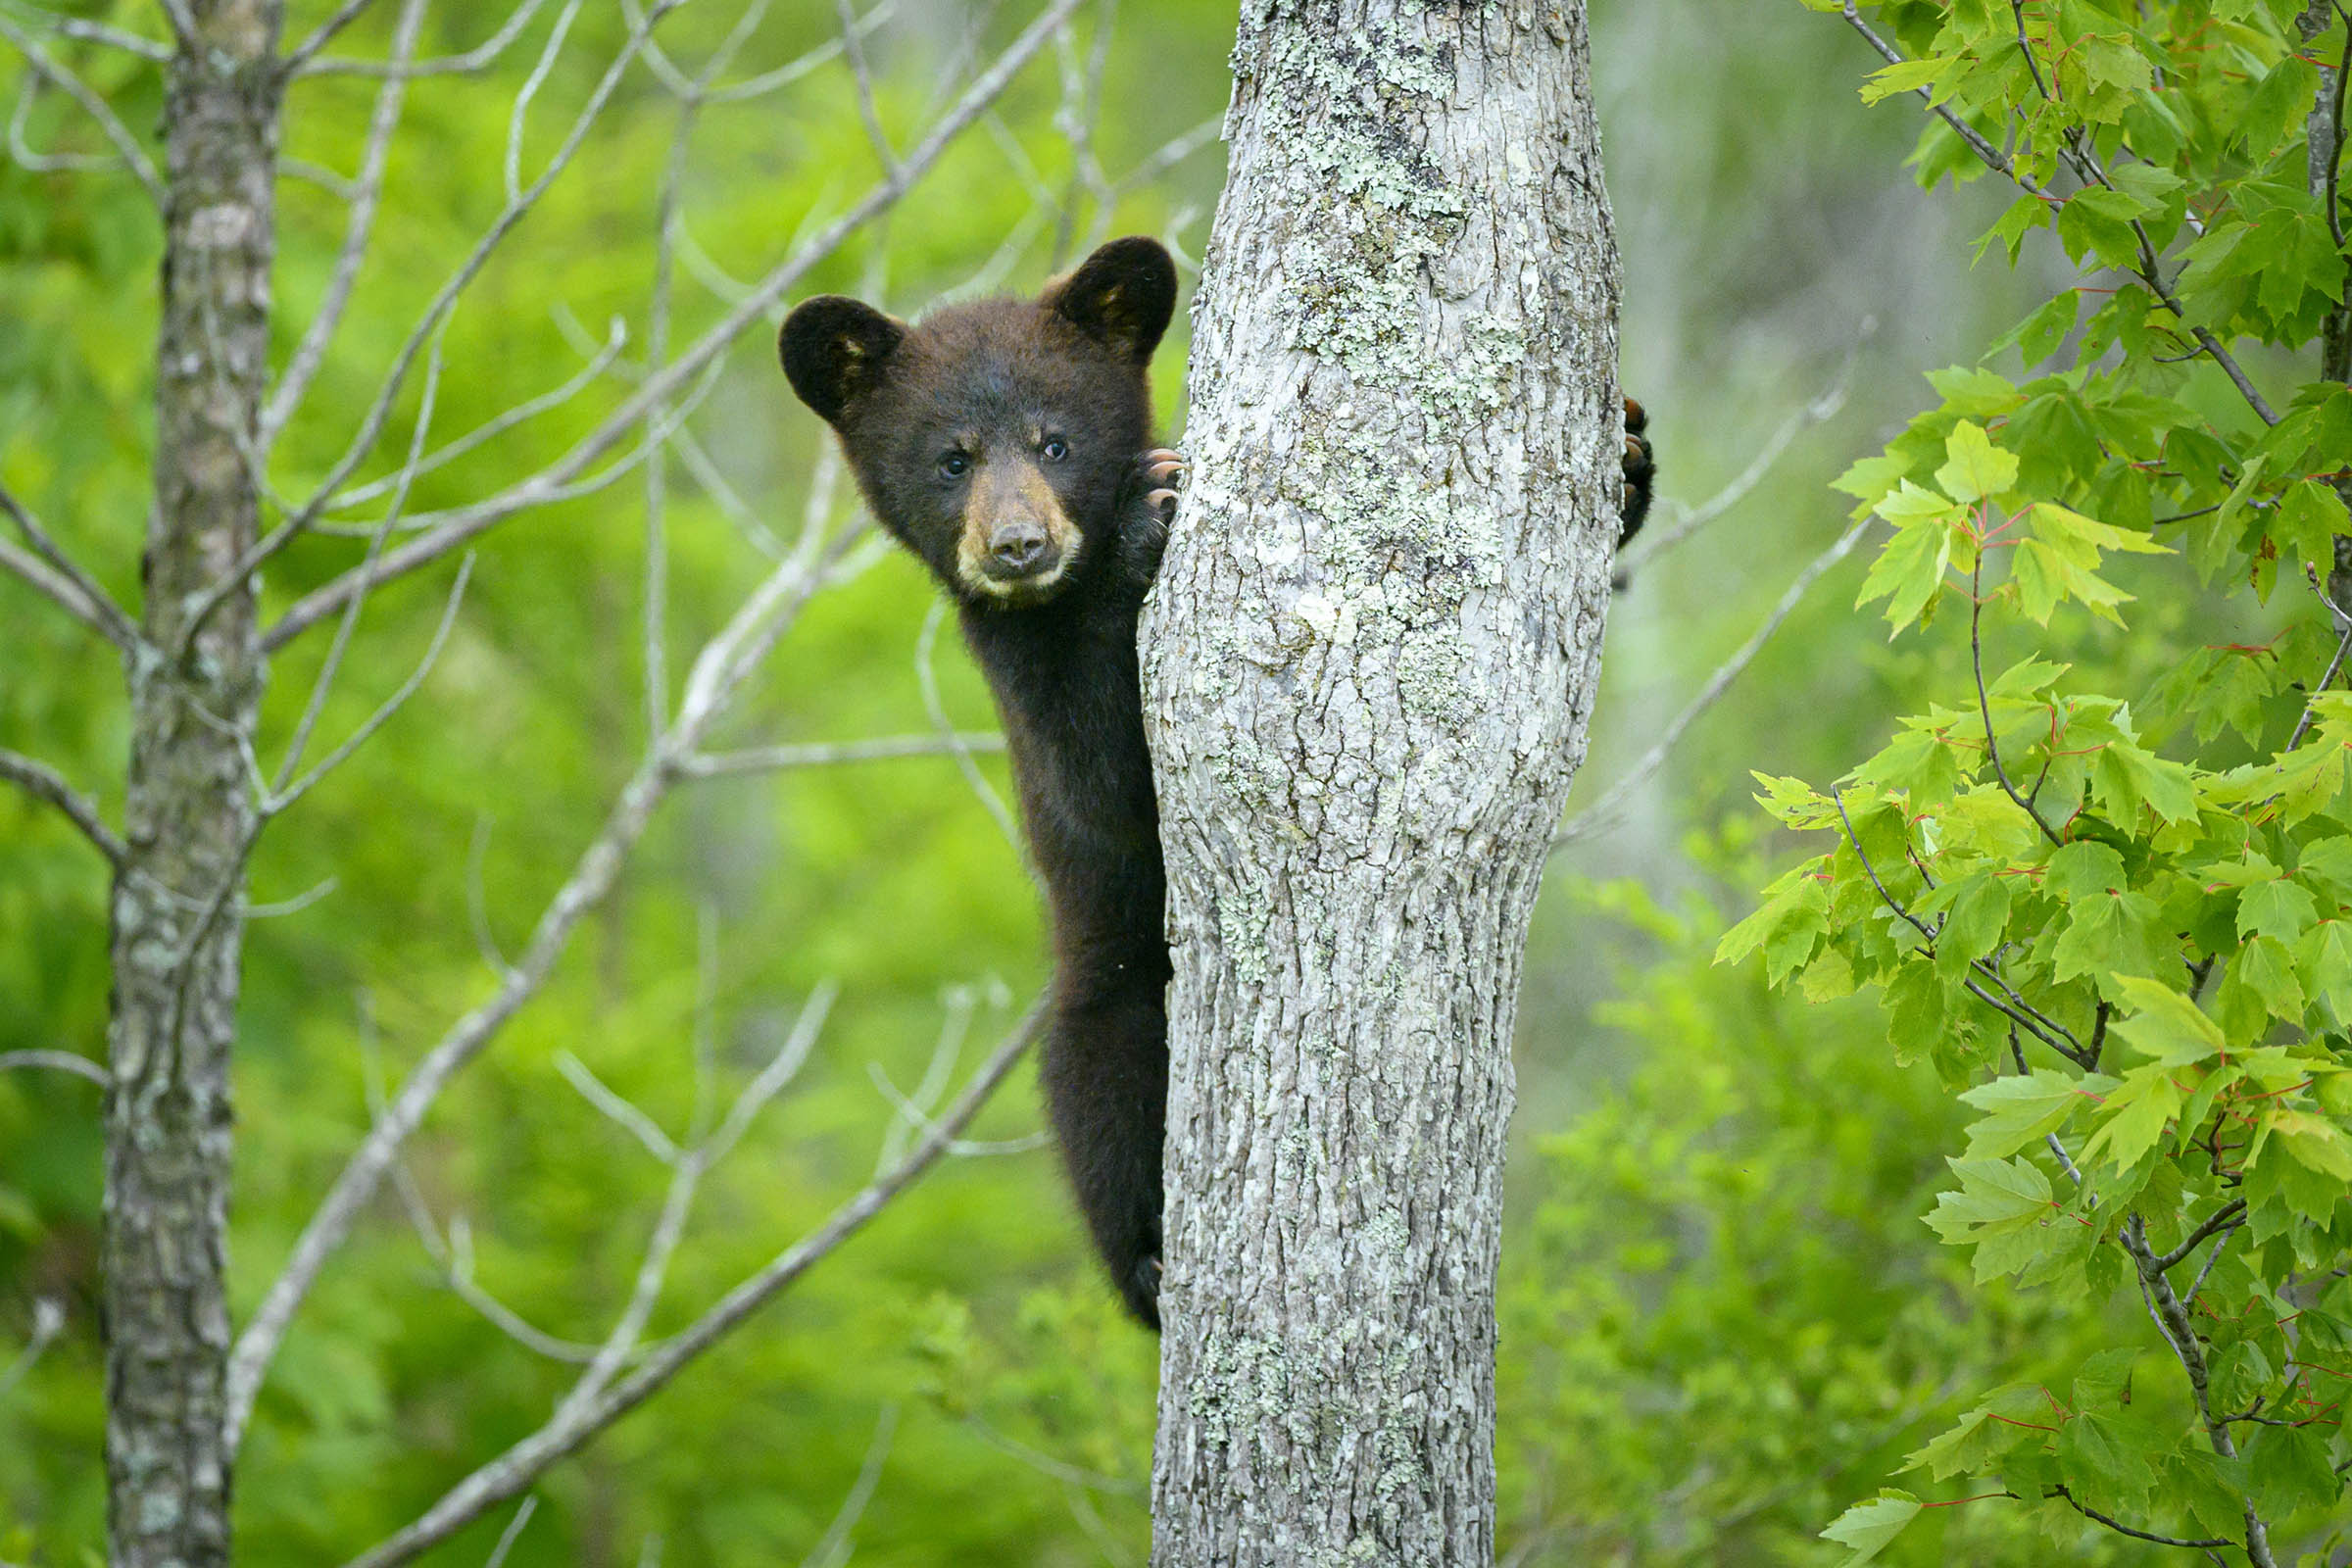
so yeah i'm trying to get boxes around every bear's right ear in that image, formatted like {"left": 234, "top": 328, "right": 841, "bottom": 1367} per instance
{"left": 780, "top": 297, "right": 906, "bottom": 424}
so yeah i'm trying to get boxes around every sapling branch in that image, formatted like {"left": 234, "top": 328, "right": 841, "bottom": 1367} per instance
{"left": 1973, "top": 544, "right": 2065, "bottom": 848}
{"left": 0, "top": 748, "right": 126, "bottom": 865}
{"left": 1831, "top": 789, "right": 2092, "bottom": 1065}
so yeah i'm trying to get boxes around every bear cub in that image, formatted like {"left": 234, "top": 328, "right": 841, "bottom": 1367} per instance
{"left": 781, "top": 236, "right": 1654, "bottom": 1329}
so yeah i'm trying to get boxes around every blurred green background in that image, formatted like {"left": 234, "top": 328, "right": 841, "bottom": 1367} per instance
{"left": 0, "top": 0, "right": 2223, "bottom": 1561}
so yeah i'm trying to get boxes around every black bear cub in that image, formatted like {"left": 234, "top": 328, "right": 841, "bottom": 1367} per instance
{"left": 781, "top": 236, "right": 1655, "bottom": 1329}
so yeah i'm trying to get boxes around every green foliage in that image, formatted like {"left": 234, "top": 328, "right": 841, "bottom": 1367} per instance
{"left": 1738, "top": 4, "right": 2352, "bottom": 1561}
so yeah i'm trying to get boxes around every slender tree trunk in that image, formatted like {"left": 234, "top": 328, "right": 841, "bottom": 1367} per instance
{"left": 1141, "top": 2, "right": 1620, "bottom": 1561}
{"left": 105, "top": 3, "right": 281, "bottom": 1563}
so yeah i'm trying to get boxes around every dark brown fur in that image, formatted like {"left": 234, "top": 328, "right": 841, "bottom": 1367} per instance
{"left": 784, "top": 238, "right": 1181, "bottom": 1324}
{"left": 782, "top": 238, "right": 1659, "bottom": 1328}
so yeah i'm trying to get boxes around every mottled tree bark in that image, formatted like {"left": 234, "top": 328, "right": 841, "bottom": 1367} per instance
{"left": 105, "top": 3, "right": 282, "bottom": 1564}
{"left": 1139, "top": 3, "right": 1620, "bottom": 1562}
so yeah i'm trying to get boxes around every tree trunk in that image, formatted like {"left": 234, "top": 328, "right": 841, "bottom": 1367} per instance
{"left": 105, "top": 4, "right": 281, "bottom": 1563}
{"left": 1140, "top": 2, "right": 1620, "bottom": 1561}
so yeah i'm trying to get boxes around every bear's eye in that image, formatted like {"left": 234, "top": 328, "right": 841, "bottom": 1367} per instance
{"left": 1040, "top": 437, "right": 1068, "bottom": 463}
{"left": 938, "top": 452, "right": 969, "bottom": 480}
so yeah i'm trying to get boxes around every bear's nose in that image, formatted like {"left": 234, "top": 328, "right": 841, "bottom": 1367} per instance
{"left": 989, "top": 520, "right": 1053, "bottom": 574}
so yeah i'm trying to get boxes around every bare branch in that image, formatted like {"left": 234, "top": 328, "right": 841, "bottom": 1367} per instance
{"left": 0, "top": 3, "right": 172, "bottom": 61}
{"left": 251, "top": 0, "right": 690, "bottom": 607}
{"left": 704, "top": 0, "right": 898, "bottom": 104}
{"left": 1048, "top": 0, "right": 1113, "bottom": 266}
{"left": 268, "top": 321, "right": 461, "bottom": 800}
{"left": 1971, "top": 550, "right": 2065, "bottom": 848}
{"left": 1109, "top": 113, "right": 1222, "bottom": 196}
{"left": 0, "top": 536, "right": 128, "bottom": 647}
{"left": 264, "top": 0, "right": 1089, "bottom": 650}
{"left": 835, "top": 0, "right": 898, "bottom": 174}
{"left": 0, "top": 747, "right": 126, "bottom": 865}
{"left": 1554, "top": 515, "right": 1871, "bottom": 849}
{"left": 1, "top": 482, "right": 140, "bottom": 653}
{"left": 0, "top": 1050, "right": 107, "bottom": 1086}
{"left": 298, "top": 0, "right": 550, "bottom": 78}
{"left": 553, "top": 1052, "right": 682, "bottom": 1165}
{"left": 1617, "top": 341, "right": 1861, "bottom": 573}
{"left": 152, "top": 0, "right": 195, "bottom": 46}
{"left": 701, "top": 981, "right": 835, "bottom": 1167}
{"left": 682, "top": 731, "right": 1007, "bottom": 776}
{"left": 270, "top": 553, "right": 472, "bottom": 814}
{"left": 504, "top": 0, "right": 582, "bottom": 204}
{"left": 261, "top": 0, "right": 428, "bottom": 443}
{"left": 338, "top": 999, "right": 1043, "bottom": 1568}
{"left": 0, "top": 12, "right": 162, "bottom": 201}
{"left": 2153, "top": 1199, "right": 2249, "bottom": 1275}
{"left": 226, "top": 533, "right": 848, "bottom": 1452}
{"left": 632, "top": 0, "right": 775, "bottom": 737}
{"left": 481, "top": 1498, "right": 537, "bottom": 1568}
{"left": 328, "top": 318, "right": 631, "bottom": 512}
{"left": 0, "top": 1298, "right": 66, "bottom": 1399}
{"left": 799, "top": 1405, "right": 900, "bottom": 1568}
{"left": 918, "top": 598, "right": 1022, "bottom": 851}
{"left": 280, "top": 0, "right": 387, "bottom": 76}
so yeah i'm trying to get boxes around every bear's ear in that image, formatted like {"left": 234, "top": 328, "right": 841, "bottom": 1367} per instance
{"left": 1044, "top": 236, "right": 1176, "bottom": 366}
{"left": 780, "top": 296, "right": 906, "bottom": 423}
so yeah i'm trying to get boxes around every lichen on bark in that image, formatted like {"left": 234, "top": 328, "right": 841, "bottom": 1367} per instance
{"left": 1142, "top": 0, "right": 1622, "bottom": 1562}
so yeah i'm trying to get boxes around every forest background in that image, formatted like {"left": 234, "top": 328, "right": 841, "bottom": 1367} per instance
{"left": 0, "top": 0, "right": 2315, "bottom": 1562}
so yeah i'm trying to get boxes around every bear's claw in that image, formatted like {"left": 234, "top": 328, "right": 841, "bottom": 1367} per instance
{"left": 1139, "top": 446, "right": 1187, "bottom": 526}
{"left": 1620, "top": 396, "right": 1654, "bottom": 545}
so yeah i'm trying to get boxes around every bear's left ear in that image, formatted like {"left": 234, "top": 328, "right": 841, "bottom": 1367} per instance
{"left": 780, "top": 296, "right": 906, "bottom": 424}
{"left": 1044, "top": 236, "right": 1176, "bottom": 366}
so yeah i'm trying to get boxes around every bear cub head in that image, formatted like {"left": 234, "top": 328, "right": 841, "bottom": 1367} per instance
{"left": 780, "top": 236, "right": 1176, "bottom": 610}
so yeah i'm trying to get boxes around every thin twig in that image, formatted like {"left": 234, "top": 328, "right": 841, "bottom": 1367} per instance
{"left": 2122, "top": 1214, "right": 2281, "bottom": 1568}
{"left": 1049, "top": 0, "right": 1114, "bottom": 265}
{"left": 835, "top": 0, "right": 898, "bottom": 173}
{"left": 226, "top": 532, "right": 850, "bottom": 1452}
{"left": 798, "top": 1406, "right": 900, "bottom": 1568}
{"left": 917, "top": 598, "right": 1022, "bottom": 852}
{"left": 1618, "top": 336, "right": 1863, "bottom": 573}
{"left": 0, "top": 3, "right": 172, "bottom": 61}
{"left": 0, "top": 1298, "right": 65, "bottom": 1399}
{"left": 249, "top": 0, "right": 692, "bottom": 622}
{"left": 1556, "top": 515, "right": 1870, "bottom": 847}
{"left": 262, "top": 0, "right": 428, "bottom": 444}
{"left": 336, "top": 999, "right": 1043, "bottom": 1568}
{"left": 481, "top": 1497, "right": 536, "bottom": 1568}
{"left": 0, "top": 482, "right": 140, "bottom": 651}
{"left": 2289, "top": 614, "right": 2352, "bottom": 752}
{"left": 2153, "top": 1200, "right": 2249, "bottom": 1274}
{"left": 0, "top": 1050, "right": 106, "bottom": 1085}
{"left": 1973, "top": 549, "right": 2065, "bottom": 847}
{"left": 682, "top": 732, "right": 1008, "bottom": 775}
{"left": 2054, "top": 1488, "right": 2230, "bottom": 1550}
{"left": 554, "top": 1053, "right": 682, "bottom": 1165}
{"left": 280, "top": 0, "right": 387, "bottom": 76}
{"left": 327, "top": 319, "right": 630, "bottom": 512}
{"left": 0, "top": 747, "right": 125, "bottom": 865}
{"left": 263, "top": 0, "right": 1088, "bottom": 651}
{"left": 297, "top": 0, "right": 550, "bottom": 78}
{"left": 0, "top": 12, "right": 162, "bottom": 201}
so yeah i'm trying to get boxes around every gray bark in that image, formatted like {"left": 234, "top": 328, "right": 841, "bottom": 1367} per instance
{"left": 105, "top": 3, "right": 282, "bottom": 1564}
{"left": 1141, "top": 2, "right": 1620, "bottom": 1563}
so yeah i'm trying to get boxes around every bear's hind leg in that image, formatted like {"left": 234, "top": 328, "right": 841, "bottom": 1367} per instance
{"left": 1037, "top": 979, "right": 1169, "bottom": 1328}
